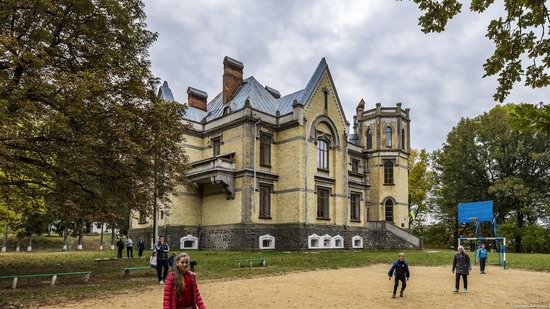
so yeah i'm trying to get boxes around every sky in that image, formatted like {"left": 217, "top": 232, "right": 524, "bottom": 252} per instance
{"left": 142, "top": 0, "right": 548, "bottom": 151}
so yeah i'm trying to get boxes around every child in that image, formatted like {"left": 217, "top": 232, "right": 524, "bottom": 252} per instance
{"left": 168, "top": 252, "right": 176, "bottom": 269}
{"left": 452, "top": 245, "right": 472, "bottom": 293}
{"left": 163, "top": 252, "right": 206, "bottom": 309}
{"left": 388, "top": 253, "right": 410, "bottom": 298}
{"left": 477, "top": 243, "right": 488, "bottom": 274}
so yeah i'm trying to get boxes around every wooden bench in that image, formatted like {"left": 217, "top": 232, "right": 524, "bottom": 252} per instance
{"left": 123, "top": 266, "right": 152, "bottom": 277}
{"left": 124, "top": 261, "right": 198, "bottom": 277}
{"left": 0, "top": 271, "right": 91, "bottom": 289}
{"left": 236, "top": 258, "right": 266, "bottom": 267}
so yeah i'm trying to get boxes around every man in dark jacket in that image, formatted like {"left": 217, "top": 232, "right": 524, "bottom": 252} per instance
{"left": 452, "top": 245, "right": 472, "bottom": 293}
{"left": 137, "top": 238, "right": 145, "bottom": 258}
{"left": 116, "top": 238, "right": 124, "bottom": 259}
{"left": 155, "top": 235, "right": 170, "bottom": 284}
{"left": 388, "top": 253, "right": 410, "bottom": 298}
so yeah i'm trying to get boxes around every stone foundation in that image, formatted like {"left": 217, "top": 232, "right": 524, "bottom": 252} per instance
{"left": 129, "top": 222, "right": 419, "bottom": 251}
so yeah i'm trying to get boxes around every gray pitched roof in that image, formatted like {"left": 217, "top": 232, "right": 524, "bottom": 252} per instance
{"left": 158, "top": 81, "right": 174, "bottom": 102}
{"left": 174, "top": 58, "right": 348, "bottom": 124}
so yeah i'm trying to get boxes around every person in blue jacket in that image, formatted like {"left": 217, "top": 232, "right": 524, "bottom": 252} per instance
{"left": 388, "top": 252, "right": 410, "bottom": 298}
{"left": 477, "top": 243, "right": 488, "bottom": 274}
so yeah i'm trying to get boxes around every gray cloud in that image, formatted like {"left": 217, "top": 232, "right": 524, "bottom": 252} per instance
{"left": 143, "top": 0, "right": 547, "bottom": 151}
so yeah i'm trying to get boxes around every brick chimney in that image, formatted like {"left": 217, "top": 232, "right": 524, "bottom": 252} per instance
{"left": 187, "top": 87, "right": 208, "bottom": 111}
{"left": 223, "top": 56, "right": 244, "bottom": 104}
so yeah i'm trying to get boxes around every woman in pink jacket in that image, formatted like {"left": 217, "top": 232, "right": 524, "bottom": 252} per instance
{"left": 163, "top": 252, "right": 206, "bottom": 309}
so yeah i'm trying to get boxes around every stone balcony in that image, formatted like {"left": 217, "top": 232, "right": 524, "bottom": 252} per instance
{"left": 187, "top": 152, "right": 236, "bottom": 199}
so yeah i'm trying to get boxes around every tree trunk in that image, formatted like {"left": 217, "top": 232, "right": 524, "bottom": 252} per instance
{"left": 62, "top": 226, "right": 69, "bottom": 251}
{"left": 27, "top": 234, "right": 32, "bottom": 252}
{"left": 515, "top": 212, "right": 524, "bottom": 253}
{"left": 77, "top": 219, "right": 84, "bottom": 250}
{"left": 2, "top": 222, "right": 8, "bottom": 252}
{"left": 110, "top": 226, "right": 115, "bottom": 250}
{"left": 15, "top": 235, "right": 20, "bottom": 252}
{"left": 99, "top": 223, "right": 104, "bottom": 250}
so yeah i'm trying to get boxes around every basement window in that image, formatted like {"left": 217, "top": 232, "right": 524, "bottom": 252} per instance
{"left": 180, "top": 235, "right": 199, "bottom": 250}
{"left": 259, "top": 234, "right": 275, "bottom": 250}
{"left": 352, "top": 236, "right": 363, "bottom": 249}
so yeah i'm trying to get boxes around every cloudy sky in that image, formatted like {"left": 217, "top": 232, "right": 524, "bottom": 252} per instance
{"left": 142, "top": 0, "right": 547, "bottom": 151}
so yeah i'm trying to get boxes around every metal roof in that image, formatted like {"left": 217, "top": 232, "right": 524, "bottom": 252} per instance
{"left": 158, "top": 81, "right": 175, "bottom": 102}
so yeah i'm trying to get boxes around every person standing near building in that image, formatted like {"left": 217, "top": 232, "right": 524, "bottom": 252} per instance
{"left": 137, "top": 238, "right": 145, "bottom": 258}
{"left": 116, "top": 238, "right": 124, "bottom": 259}
{"left": 126, "top": 236, "right": 134, "bottom": 258}
{"left": 477, "top": 243, "right": 488, "bottom": 274}
{"left": 156, "top": 235, "right": 170, "bottom": 284}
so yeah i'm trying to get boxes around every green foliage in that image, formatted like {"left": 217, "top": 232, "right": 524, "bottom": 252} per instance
{"left": 410, "top": 0, "right": 550, "bottom": 102}
{"left": 430, "top": 105, "right": 550, "bottom": 252}
{"left": 408, "top": 148, "right": 435, "bottom": 227}
{"left": 0, "top": 1, "right": 189, "bottom": 234}
{"left": 510, "top": 103, "right": 550, "bottom": 134}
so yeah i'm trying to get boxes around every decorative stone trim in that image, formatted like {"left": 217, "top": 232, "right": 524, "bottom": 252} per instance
{"left": 180, "top": 235, "right": 199, "bottom": 250}
{"left": 332, "top": 235, "right": 344, "bottom": 248}
{"left": 308, "top": 234, "right": 321, "bottom": 249}
{"left": 352, "top": 235, "right": 364, "bottom": 248}
{"left": 259, "top": 234, "right": 275, "bottom": 249}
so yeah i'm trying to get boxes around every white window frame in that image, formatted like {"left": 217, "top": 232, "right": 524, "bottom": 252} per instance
{"left": 352, "top": 235, "right": 364, "bottom": 249}
{"left": 308, "top": 234, "right": 321, "bottom": 249}
{"left": 259, "top": 234, "right": 275, "bottom": 250}
{"left": 332, "top": 235, "right": 344, "bottom": 249}
{"left": 320, "top": 234, "right": 332, "bottom": 248}
{"left": 180, "top": 235, "right": 199, "bottom": 250}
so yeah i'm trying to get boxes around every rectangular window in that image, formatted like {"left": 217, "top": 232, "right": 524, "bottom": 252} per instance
{"left": 317, "top": 187, "right": 330, "bottom": 219}
{"left": 351, "top": 159, "right": 359, "bottom": 173}
{"left": 317, "top": 139, "right": 329, "bottom": 170}
{"left": 351, "top": 193, "right": 361, "bottom": 221}
{"left": 212, "top": 137, "right": 221, "bottom": 156}
{"left": 138, "top": 211, "right": 147, "bottom": 224}
{"left": 384, "top": 160, "right": 394, "bottom": 184}
{"left": 260, "top": 134, "right": 271, "bottom": 166}
{"left": 259, "top": 185, "right": 271, "bottom": 218}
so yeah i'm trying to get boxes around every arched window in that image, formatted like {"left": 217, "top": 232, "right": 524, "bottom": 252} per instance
{"left": 385, "top": 199, "right": 394, "bottom": 222}
{"left": 401, "top": 128, "right": 406, "bottom": 150}
{"left": 384, "top": 160, "right": 394, "bottom": 184}
{"left": 317, "top": 139, "right": 329, "bottom": 170}
{"left": 367, "top": 128, "right": 373, "bottom": 149}
{"left": 385, "top": 126, "right": 392, "bottom": 147}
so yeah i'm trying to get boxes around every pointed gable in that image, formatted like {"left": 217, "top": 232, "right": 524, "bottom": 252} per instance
{"left": 158, "top": 81, "right": 175, "bottom": 102}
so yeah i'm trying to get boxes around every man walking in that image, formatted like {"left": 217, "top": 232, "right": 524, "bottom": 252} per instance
{"left": 116, "top": 238, "right": 124, "bottom": 259}
{"left": 155, "top": 235, "right": 170, "bottom": 284}
{"left": 137, "top": 238, "right": 145, "bottom": 258}
{"left": 126, "top": 236, "right": 134, "bottom": 258}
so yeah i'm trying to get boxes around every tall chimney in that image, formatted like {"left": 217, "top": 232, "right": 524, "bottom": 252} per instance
{"left": 223, "top": 56, "right": 244, "bottom": 104}
{"left": 187, "top": 87, "right": 208, "bottom": 111}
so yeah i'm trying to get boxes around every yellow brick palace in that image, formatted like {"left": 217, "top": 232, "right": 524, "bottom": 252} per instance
{"left": 129, "top": 57, "right": 420, "bottom": 250}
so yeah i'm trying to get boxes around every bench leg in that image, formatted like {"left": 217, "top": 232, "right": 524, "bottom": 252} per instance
{"left": 12, "top": 277, "right": 17, "bottom": 289}
{"left": 124, "top": 270, "right": 130, "bottom": 277}
{"left": 50, "top": 275, "right": 57, "bottom": 287}
{"left": 84, "top": 274, "right": 90, "bottom": 282}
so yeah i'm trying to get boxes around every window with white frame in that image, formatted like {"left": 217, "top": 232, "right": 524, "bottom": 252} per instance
{"left": 259, "top": 234, "right": 275, "bottom": 249}
{"left": 320, "top": 234, "right": 332, "bottom": 248}
{"left": 308, "top": 234, "right": 321, "bottom": 249}
{"left": 180, "top": 235, "right": 199, "bottom": 250}
{"left": 332, "top": 235, "right": 344, "bottom": 248}
{"left": 352, "top": 236, "right": 364, "bottom": 249}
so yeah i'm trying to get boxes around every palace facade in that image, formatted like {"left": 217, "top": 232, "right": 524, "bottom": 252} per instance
{"left": 129, "top": 57, "right": 420, "bottom": 250}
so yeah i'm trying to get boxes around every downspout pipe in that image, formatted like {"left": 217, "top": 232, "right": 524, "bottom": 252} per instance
{"left": 304, "top": 117, "right": 309, "bottom": 225}
{"left": 253, "top": 118, "right": 261, "bottom": 213}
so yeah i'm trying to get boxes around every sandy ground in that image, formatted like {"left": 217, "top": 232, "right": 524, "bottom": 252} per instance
{"left": 50, "top": 264, "right": 550, "bottom": 309}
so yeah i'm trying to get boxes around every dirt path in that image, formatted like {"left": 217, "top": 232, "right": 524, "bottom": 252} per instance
{"left": 51, "top": 264, "right": 550, "bottom": 309}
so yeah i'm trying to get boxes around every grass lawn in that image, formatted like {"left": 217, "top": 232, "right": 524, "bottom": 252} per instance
{"left": 0, "top": 249, "right": 548, "bottom": 307}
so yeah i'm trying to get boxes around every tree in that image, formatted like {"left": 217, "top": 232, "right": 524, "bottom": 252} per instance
{"left": 431, "top": 105, "right": 550, "bottom": 251}
{"left": 0, "top": 1, "right": 190, "bottom": 236}
{"left": 410, "top": 0, "right": 549, "bottom": 103}
{"left": 408, "top": 148, "right": 435, "bottom": 229}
